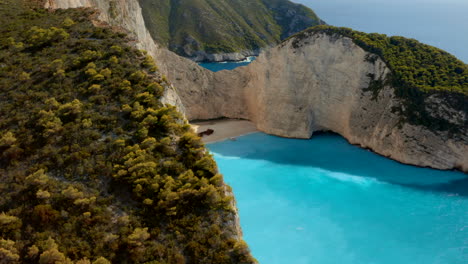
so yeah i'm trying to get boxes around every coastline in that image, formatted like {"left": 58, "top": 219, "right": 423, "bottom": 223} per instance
{"left": 191, "top": 119, "right": 258, "bottom": 143}
{"left": 197, "top": 56, "right": 257, "bottom": 64}
{"left": 188, "top": 49, "right": 261, "bottom": 63}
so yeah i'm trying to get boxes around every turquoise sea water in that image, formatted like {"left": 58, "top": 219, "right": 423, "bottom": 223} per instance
{"left": 209, "top": 133, "right": 468, "bottom": 264}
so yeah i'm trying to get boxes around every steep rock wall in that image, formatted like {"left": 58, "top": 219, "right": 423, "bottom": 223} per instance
{"left": 168, "top": 31, "right": 467, "bottom": 172}
{"left": 242, "top": 33, "right": 467, "bottom": 171}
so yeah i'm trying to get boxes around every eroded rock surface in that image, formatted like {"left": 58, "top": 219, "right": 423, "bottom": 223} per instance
{"left": 243, "top": 33, "right": 467, "bottom": 171}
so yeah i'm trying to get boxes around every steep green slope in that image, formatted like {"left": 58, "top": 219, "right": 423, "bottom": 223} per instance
{"left": 0, "top": 1, "right": 255, "bottom": 263}
{"left": 139, "top": 0, "right": 323, "bottom": 59}
{"left": 288, "top": 25, "right": 468, "bottom": 134}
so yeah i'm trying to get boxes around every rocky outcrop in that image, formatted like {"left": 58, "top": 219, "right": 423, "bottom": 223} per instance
{"left": 47, "top": 0, "right": 467, "bottom": 173}
{"left": 242, "top": 33, "right": 467, "bottom": 171}
{"left": 170, "top": 33, "right": 467, "bottom": 171}
{"left": 172, "top": 31, "right": 468, "bottom": 171}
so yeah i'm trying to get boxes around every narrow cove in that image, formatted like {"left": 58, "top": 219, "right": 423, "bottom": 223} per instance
{"left": 208, "top": 133, "right": 468, "bottom": 264}
{"left": 198, "top": 56, "right": 256, "bottom": 72}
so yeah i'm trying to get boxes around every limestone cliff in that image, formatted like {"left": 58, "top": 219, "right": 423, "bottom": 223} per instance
{"left": 173, "top": 31, "right": 468, "bottom": 172}
{"left": 242, "top": 33, "right": 467, "bottom": 171}
{"left": 46, "top": 0, "right": 467, "bottom": 174}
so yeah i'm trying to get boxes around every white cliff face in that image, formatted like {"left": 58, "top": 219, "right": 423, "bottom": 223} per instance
{"left": 244, "top": 34, "right": 385, "bottom": 138}
{"left": 46, "top": 0, "right": 467, "bottom": 172}
{"left": 165, "top": 31, "right": 468, "bottom": 171}
{"left": 174, "top": 32, "right": 467, "bottom": 172}
{"left": 242, "top": 33, "right": 467, "bottom": 171}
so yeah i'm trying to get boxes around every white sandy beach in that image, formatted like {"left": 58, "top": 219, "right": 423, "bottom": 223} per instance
{"left": 191, "top": 119, "right": 258, "bottom": 143}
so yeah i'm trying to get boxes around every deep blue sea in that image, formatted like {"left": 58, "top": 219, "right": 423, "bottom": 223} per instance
{"left": 209, "top": 133, "right": 468, "bottom": 264}
{"left": 294, "top": 0, "right": 468, "bottom": 63}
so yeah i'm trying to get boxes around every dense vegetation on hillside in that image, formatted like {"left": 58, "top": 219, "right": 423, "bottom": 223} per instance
{"left": 0, "top": 1, "right": 255, "bottom": 263}
{"left": 289, "top": 25, "right": 468, "bottom": 134}
{"left": 139, "top": 0, "right": 323, "bottom": 59}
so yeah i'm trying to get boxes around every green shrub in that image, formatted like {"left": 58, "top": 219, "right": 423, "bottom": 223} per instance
{"left": 0, "top": 1, "right": 254, "bottom": 263}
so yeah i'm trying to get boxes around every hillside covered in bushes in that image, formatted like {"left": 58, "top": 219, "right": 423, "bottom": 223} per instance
{"left": 0, "top": 1, "right": 255, "bottom": 263}
{"left": 139, "top": 0, "right": 323, "bottom": 60}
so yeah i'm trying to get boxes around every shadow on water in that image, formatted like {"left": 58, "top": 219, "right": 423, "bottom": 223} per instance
{"left": 208, "top": 132, "right": 468, "bottom": 197}
{"left": 397, "top": 177, "right": 468, "bottom": 197}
